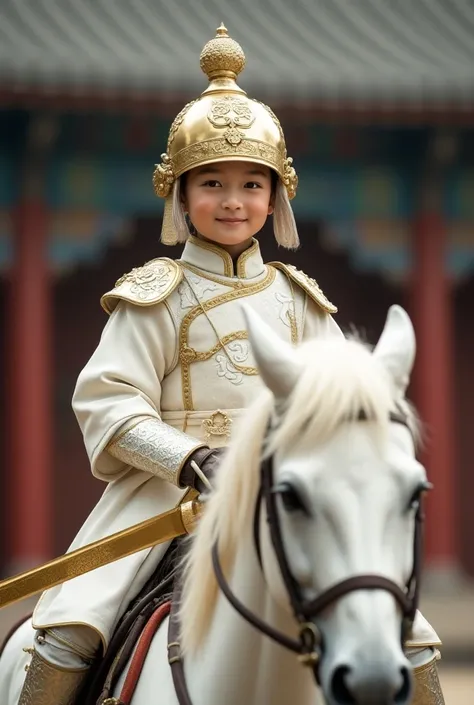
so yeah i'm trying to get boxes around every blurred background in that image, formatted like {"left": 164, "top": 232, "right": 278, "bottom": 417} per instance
{"left": 0, "top": 0, "right": 473, "bottom": 700}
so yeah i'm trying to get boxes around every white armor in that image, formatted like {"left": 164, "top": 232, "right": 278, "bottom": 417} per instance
{"left": 32, "top": 235, "right": 341, "bottom": 649}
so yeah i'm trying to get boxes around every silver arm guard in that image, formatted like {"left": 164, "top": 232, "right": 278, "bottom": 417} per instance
{"left": 107, "top": 417, "right": 206, "bottom": 487}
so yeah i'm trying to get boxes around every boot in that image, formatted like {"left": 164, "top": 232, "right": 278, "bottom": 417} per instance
{"left": 19, "top": 648, "right": 88, "bottom": 705}
{"left": 411, "top": 653, "right": 445, "bottom": 705}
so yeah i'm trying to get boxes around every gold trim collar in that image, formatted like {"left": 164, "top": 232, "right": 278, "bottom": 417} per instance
{"left": 180, "top": 236, "right": 265, "bottom": 280}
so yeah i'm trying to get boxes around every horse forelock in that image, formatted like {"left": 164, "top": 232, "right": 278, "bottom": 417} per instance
{"left": 267, "top": 337, "right": 419, "bottom": 455}
{"left": 179, "top": 335, "right": 419, "bottom": 655}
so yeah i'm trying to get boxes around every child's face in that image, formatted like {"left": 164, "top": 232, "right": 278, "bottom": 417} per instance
{"left": 183, "top": 161, "right": 274, "bottom": 248}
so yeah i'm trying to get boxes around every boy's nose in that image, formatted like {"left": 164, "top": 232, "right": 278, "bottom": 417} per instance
{"left": 222, "top": 194, "right": 243, "bottom": 210}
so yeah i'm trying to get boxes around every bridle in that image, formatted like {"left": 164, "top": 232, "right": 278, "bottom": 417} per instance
{"left": 168, "top": 411, "right": 429, "bottom": 701}
{"left": 212, "top": 411, "right": 428, "bottom": 679}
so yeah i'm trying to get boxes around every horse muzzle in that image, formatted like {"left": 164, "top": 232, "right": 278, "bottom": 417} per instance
{"left": 321, "top": 643, "right": 413, "bottom": 705}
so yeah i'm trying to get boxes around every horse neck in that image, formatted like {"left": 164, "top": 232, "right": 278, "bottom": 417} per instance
{"left": 183, "top": 535, "right": 319, "bottom": 705}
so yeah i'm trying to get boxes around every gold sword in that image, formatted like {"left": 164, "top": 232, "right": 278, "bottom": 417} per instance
{"left": 0, "top": 499, "right": 202, "bottom": 610}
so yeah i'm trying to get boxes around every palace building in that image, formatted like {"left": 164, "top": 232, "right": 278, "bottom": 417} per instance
{"left": 0, "top": 1, "right": 473, "bottom": 581}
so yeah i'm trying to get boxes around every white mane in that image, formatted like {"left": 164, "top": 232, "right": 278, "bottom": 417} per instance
{"left": 179, "top": 336, "right": 418, "bottom": 654}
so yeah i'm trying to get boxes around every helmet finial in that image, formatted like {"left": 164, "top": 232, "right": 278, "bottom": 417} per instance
{"left": 199, "top": 23, "right": 246, "bottom": 83}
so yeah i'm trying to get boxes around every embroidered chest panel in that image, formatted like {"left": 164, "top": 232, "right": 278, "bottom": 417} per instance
{"left": 164, "top": 267, "right": 303, "bottom": 411}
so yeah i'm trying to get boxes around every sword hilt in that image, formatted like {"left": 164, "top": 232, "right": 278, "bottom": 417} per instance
{"left": 180, "top": 498, "right": 203, "bottom": 534}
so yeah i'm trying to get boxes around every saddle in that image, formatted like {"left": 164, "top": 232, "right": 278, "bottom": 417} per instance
{"left": 82, "top": 537, "right": 183, "bottom": 705}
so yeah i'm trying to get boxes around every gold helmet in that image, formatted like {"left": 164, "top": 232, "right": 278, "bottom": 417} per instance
{"left": 154, "top": 24, "right": 299, "bottom": 246}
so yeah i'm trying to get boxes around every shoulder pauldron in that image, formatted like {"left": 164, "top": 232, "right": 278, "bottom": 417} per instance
{"left": 270, "top": 262, "right": 337, "bottom": 314}
{"left": 101, "top": 258, "right": 183, "bottom": 314}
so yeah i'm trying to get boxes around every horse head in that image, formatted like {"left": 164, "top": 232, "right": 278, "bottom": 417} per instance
{"left": 181, "top": 305, "right": 429, "bottom": 705}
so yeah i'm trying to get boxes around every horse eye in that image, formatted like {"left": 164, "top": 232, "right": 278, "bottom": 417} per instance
{"left": 408, "top": 481, "right": 433, "bottom": 511}
{"left": 274, "top": 482, "right": 310, "bottom": 515}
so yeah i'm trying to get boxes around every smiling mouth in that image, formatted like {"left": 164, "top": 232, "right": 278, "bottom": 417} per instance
{"left": 216, "top": 218, "right": 247, "bottom": 223}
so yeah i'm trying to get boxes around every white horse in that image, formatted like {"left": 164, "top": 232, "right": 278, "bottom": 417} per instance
{"left": 1, "top": 305, "right": 438, "bottom": 705}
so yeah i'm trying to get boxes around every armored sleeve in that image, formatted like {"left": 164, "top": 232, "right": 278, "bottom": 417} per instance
{"left": 106, "top": 416, "right": 206, "bottom": 487}
{"left": 72, "top": 300, "right": 205, "bottom": 483}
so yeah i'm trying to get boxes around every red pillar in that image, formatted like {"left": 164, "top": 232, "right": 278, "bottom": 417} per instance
{"left": 411, "top": 213, "right": 457, "bottom": 571}
{"left": 7, "top": 199, "right": 52, "bottom": 570}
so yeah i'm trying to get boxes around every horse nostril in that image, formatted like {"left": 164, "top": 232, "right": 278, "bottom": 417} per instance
{"left": 330, "top": 663, "right": 412, "bottom": 705}
{"left": 394, "top": 666, "right": 412, "bottom": 704}
{"left": 331, "top": 665, "right": 356, "bottom": 705}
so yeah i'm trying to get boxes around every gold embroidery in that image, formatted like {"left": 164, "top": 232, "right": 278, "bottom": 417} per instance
{"left": 153, "top": 100, "right": 198, "bottom": 197}
{"left": 284, "top": 274, "right": 299, "bottom": 344}
{"left": 101, "top": 258, "right": 183, "bottom": 314}
{"left": 236, "top": 238, "right": 259, "bottom": 278}
{"left": 202, "top": 410, "right": 233, "bottom": 441}
{"left": 288, "top": 312, "right": 298, "bottom": 344}
{"left": 172, "top": 138, "right": 284, "bottom": 184}
{"left": 252, "top": 103, "right": 298, "bottom": 198}
{"left": 168, "top": 100, "right": 199, "bottom": 150}
{"left": 184, "top": 330, "right": 252, "bottom": 366}
{"left": 114, "top": 261, "right": 171, "bottom": 292}
{"left": 254, "top": 100, "right": 285, "bottom": 140}
{"left": 180, "top": 344, "right": 198, "bottom": 364}
{"left": 208, "top": 96, "right": 255, "bottom": 146}
{"left": 180, "top": 262, "right": 242, "bottom": 289}
{"left": 180, "top": 266, "right": 276, "bottom": 410}
{"left": 271, "top": 262, "right": 337, "bottom": 314}
{"left": 183, "top": 270, "right": 258, "bottom": 383}
{"left": 183, "top": 237, "right": 261, "bottom": 282}
{"left": 182, "top": 412, "right": 189, "bottom": 433}
{"left": 187, "top": 235, "right": 234, "bottom": 277}
{"left": 412, "top": 655, "right": 444, "bottom": 705}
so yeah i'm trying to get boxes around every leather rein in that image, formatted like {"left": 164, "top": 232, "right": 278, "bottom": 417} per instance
{"left": 168, "top": 411, "right": 428, "bottom": 702}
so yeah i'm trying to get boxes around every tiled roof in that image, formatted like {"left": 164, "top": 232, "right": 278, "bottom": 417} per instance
{"left": 1, "top": 0, "right": 473, "bottom": 105}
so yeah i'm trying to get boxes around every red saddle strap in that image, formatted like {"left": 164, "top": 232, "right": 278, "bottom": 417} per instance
{"left": 118, "top": 601, "right": 172, "bottom": 704}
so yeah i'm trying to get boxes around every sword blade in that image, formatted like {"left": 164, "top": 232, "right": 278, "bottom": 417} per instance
{"left": 0, "top": 501, "right": 201, "bottom": 609}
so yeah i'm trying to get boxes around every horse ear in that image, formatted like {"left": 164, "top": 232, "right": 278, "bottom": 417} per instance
{"left": 241, "top": 303, "right": 301, "bottom": 401}
{"left": 373, "top": 305, "right": 416, "bottom": 397}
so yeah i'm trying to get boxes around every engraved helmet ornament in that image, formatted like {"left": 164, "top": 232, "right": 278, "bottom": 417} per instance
{"left": 153, "top": 25, "right": 298, "bottom": 204}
